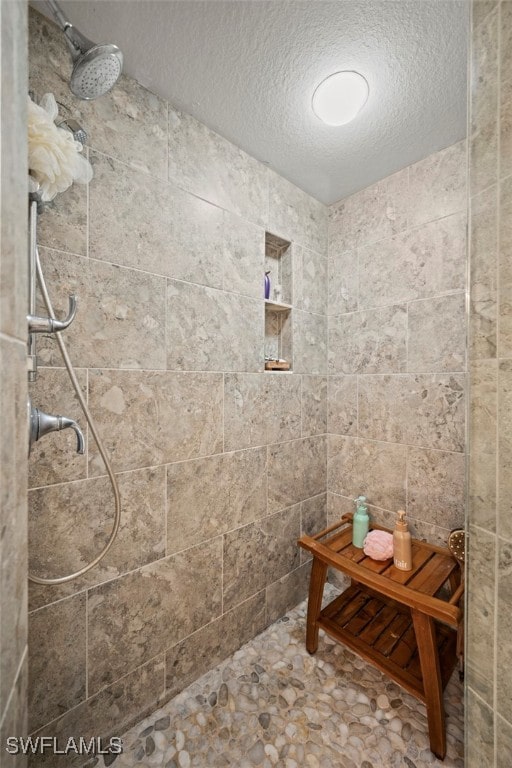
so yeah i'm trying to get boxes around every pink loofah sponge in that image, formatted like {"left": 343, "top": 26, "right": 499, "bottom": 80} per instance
{"left": 363, "top": 529, "right": 394, "bottom": 561}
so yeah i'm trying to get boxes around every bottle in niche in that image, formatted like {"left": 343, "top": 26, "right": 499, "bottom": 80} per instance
{"left": 264, "top": 271, "right": 271, "bottom": 300}
{"left": 352, "top": 495, "right": 369, "bottom": 548}
{"left": 393, "top": 510, "right": 412, "bottom": 571}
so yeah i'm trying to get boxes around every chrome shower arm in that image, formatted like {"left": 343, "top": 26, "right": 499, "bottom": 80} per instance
{"left": 46, "top": 0, "right": 97, "bottom": 60}
{"left": 46, "top": 0, "right": 71, "bottom": 31}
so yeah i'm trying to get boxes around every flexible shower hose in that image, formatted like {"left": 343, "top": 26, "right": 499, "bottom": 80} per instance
{"left": 28, "top": 247, "right": 121, "bottom": 585}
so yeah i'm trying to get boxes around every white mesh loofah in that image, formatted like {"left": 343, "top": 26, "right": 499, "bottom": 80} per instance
{"left": 28, "top": 93, "right": 93, "bottom": 201}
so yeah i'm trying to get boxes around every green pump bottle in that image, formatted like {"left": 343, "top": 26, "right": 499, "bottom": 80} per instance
{"left": 352, "top": 495, "right": 370, "bottom": 548}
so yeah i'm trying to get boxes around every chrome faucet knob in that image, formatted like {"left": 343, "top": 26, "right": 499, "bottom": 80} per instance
{"left": 29, "top": 400, "right": 85, "bottom": 456}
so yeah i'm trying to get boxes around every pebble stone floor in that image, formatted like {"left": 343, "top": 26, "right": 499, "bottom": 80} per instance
{"left": 97, "top": 585, "right": 464, "bottom": 768}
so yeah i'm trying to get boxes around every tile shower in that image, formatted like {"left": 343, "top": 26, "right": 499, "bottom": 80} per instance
{"left": 0, "top": 0, "right": 506, "bottom": 765}
{"left": 25, "top": 4, "right": 470, "bottom": 762}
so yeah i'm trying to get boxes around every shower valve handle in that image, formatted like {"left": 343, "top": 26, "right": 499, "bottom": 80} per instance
{"left": 29, "top": 402, "right": 85, "bottom": 456}
{"left": 28, "top": 294, "right": 77, "bottom": 334}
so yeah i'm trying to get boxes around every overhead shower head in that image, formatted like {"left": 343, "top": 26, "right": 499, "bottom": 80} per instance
{"left": 46, "top": 0, "right": 123, "bottom": 100}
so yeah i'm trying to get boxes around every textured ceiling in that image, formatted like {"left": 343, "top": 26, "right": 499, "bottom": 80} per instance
{"left": 33, "top": 0, "right": 468, "bottom": 204}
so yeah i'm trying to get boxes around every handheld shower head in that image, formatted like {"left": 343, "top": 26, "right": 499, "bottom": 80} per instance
{"left": 46, "top": 0, "right": 123, "bottom": 100}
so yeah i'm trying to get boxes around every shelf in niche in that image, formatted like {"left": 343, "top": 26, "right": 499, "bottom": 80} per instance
{"left": 265, "top": 299, "right": 292, "bottom": 312}
{"left": 264, "top": 231, "right": 293, "bottom": 373}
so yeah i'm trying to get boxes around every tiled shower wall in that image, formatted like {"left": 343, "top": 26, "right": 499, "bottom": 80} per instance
{"left": 27, "top": 7, "right": 328, "bottom": 758}
{"left": 327, "top": 142, "right": 467, "bottom": 543}
{"left": 0, "top": 0, "right": 28, "bottom": 765}
{"left": 466, "top": 0, "right": 512, "bottom": 763}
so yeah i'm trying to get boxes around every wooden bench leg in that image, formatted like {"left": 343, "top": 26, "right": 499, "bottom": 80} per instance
{"left": 306, "top": 557, "right": 328, "bottom": 654}
{"left": 412, "top": 609, "right": 446, "bottom": 760}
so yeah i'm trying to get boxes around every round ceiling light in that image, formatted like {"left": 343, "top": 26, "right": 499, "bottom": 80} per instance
{"left": 312, "top": 71, "right": 369, "bottom": 126}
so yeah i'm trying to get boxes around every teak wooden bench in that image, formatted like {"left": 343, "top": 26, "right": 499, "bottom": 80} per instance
{"left": 298, "top": 515, "right": 464, "bottom": 760}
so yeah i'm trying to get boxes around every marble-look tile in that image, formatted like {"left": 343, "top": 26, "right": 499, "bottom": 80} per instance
{"left": 470, "top": 360, "right": 497, "bottom": 531}
{"left": 497, "top": 714, "right": 512, "bottom": 768}
{"left": 301, "top": 375, "right": 327, "bottom": 437}
{"left": 265, "top": 563, "right": 311, "bottom": 625}
{"left": 300, "top": 494, "right": 327, "bottom": 564}
{"left": 358, "top": 373, "right": 466, "bottom": 452}
{"left": 471, "top": 359, "right": 498, "bottom": 456}
{"left": 223, "top": 506, "right": 301, "bottom": 611}
{"left": 402, "top": 518, "right": 454, "bottom": 549}
{"left": 293, "top": 246, "right": 327, "bottom": 314}
{"left": 30, "top": 657, "right": 165, "bottom": 767}
{"left": 223, "top": 211, "right": 265, "bottom": 299}
{"left": 301, "top": 493, "right": 327, "bottom": 539}
{"left": 168, "top": 107, "right": 268, "bottom": 226}
{"left": 293, "top": 311, "right": 327, "bottom": 374}
{"left": 36, "top": 248, "right": 166, "bottom": 370}
{"left": 89, "top": 152, "right": 224, "bottom": 288}
{"left": 359, "top": 213, "right": 467, "bottom": 309}
{"left": 29, "top": 8, "right": 167, "bottom": 179}
{"left": 328, "top": 305, "right": 407, "bottom": 375}
{"left": 327, "top": 435, "right": 406, "bottom": 512}
{"left": 268, "top": 436, "right": 327, "bottom": 514}
{"left": 268, "top": 170, "right": 328, "bottom": 253}
{"left": 28, "top": 594, "right": 86, "bottom": 732}
{"left": 327, "top": 492, "right": 355, "bottom": 524}
{"left": 329, "top": 167, "right": 408, "bottom": 252}
{"left": 88, "top": 539, "right": 222, "bottom": 693}
{"left": 469, "top": 449, "right": 497, "bottom": 533}
{"left": 466, "top": 689, "right": 494, "bottom": 768}
{"left": 499, "top": 176, "right": 512, "bottom": 357}
{"left": 501, "top": 0, "right": 512, "bottom": 86}
{"left": 470, "top": 8, "right": 498, "bottom": 196}
{"left": 500, "top": 78, "right": 512, "bottom": 181}
{"left": 167, "top": 448, "right": 267, "bottom": 554}
{"left": 171, "top": 186, "right": 225, "bottom": 289}
{"left": 1, "top": 0, "right": 27, "bottom": 343}
{"left": 408, "top": 141, "right": 467, "bottom": 227}
{"left": 470, "top": 117, "right": 498, "bottom": 198}
{"left": 165, "top": 592, "right": 266, "bottom": 699}
{"left": 407, "top": 294, "right": 466, "bottom": 373}
{"left": 499, "top": 360, "right": 512, "bottom": 540}
{"left": 497, "top": 537, "right": 512, "bottom": 716}
{"left": 326, "top": 493, "right": 361, "bottom": 589}
{"left": 470, "top": 185, "right": 497, "bottom": 360}
{"left": 407, "top": 448, "right": 465, "bottom": 531}
{"left": 28, "top": 367, "right": 87, "bottom": 489}
{"left": 36, "top": 176, "right": 87, "bottom": 258}
{"left": 0, "top": 339, "right": 28, "bottom": 717}
{"left": 28, "top": 467, "right": 166, "bottom": 611}
{"left": 1, "top": 655, "right": 27, "bottom": 768}
{"left": 466, "top": 526, "right": 495, "bottom": 705}
{"left": 327, "top": 247, "right": 358, "bottom": 316}
{"left": 472, "top": 0, "right": 498, "bottom": 29}
{"left": 88, "top": 369, "right": 223, "bottom": 474}
{"left": 166, "top": 280, "right": 263, "bottom": 372}
{"left": 223, "top": 373, "right": 301, "bottom": 451}
{"left": 327, "top": 375, "right": 358, "bottom": 436}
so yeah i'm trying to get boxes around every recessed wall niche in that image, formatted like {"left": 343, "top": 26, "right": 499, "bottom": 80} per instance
{"left": 264, "top": 232, "right": 293, "bottom": 371}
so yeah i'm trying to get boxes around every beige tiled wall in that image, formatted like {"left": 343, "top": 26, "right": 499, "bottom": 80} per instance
{"left": 27, "top": 7, "right": 328, "bottom": 754}
{"left": 467, "top": 1, "right": 512, "bottom": 763}
{"left": 327, "top": 140, "right": 467, "bottom": 545}
{"left": 1, "top": 0, "right": 28, "bottom": 764}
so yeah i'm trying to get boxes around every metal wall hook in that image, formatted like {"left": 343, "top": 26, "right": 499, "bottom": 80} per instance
{"left": 28, "top": 294, "right": 77, "bottom": 334}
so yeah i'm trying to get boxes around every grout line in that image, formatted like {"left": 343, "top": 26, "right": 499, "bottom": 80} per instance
{"left": 27, "top": 432, "right": 466, "bottom": 494}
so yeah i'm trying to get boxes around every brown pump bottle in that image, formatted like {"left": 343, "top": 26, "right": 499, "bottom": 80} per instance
{"left": 393, "top": 510, "right": 412, "bottom": 571}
